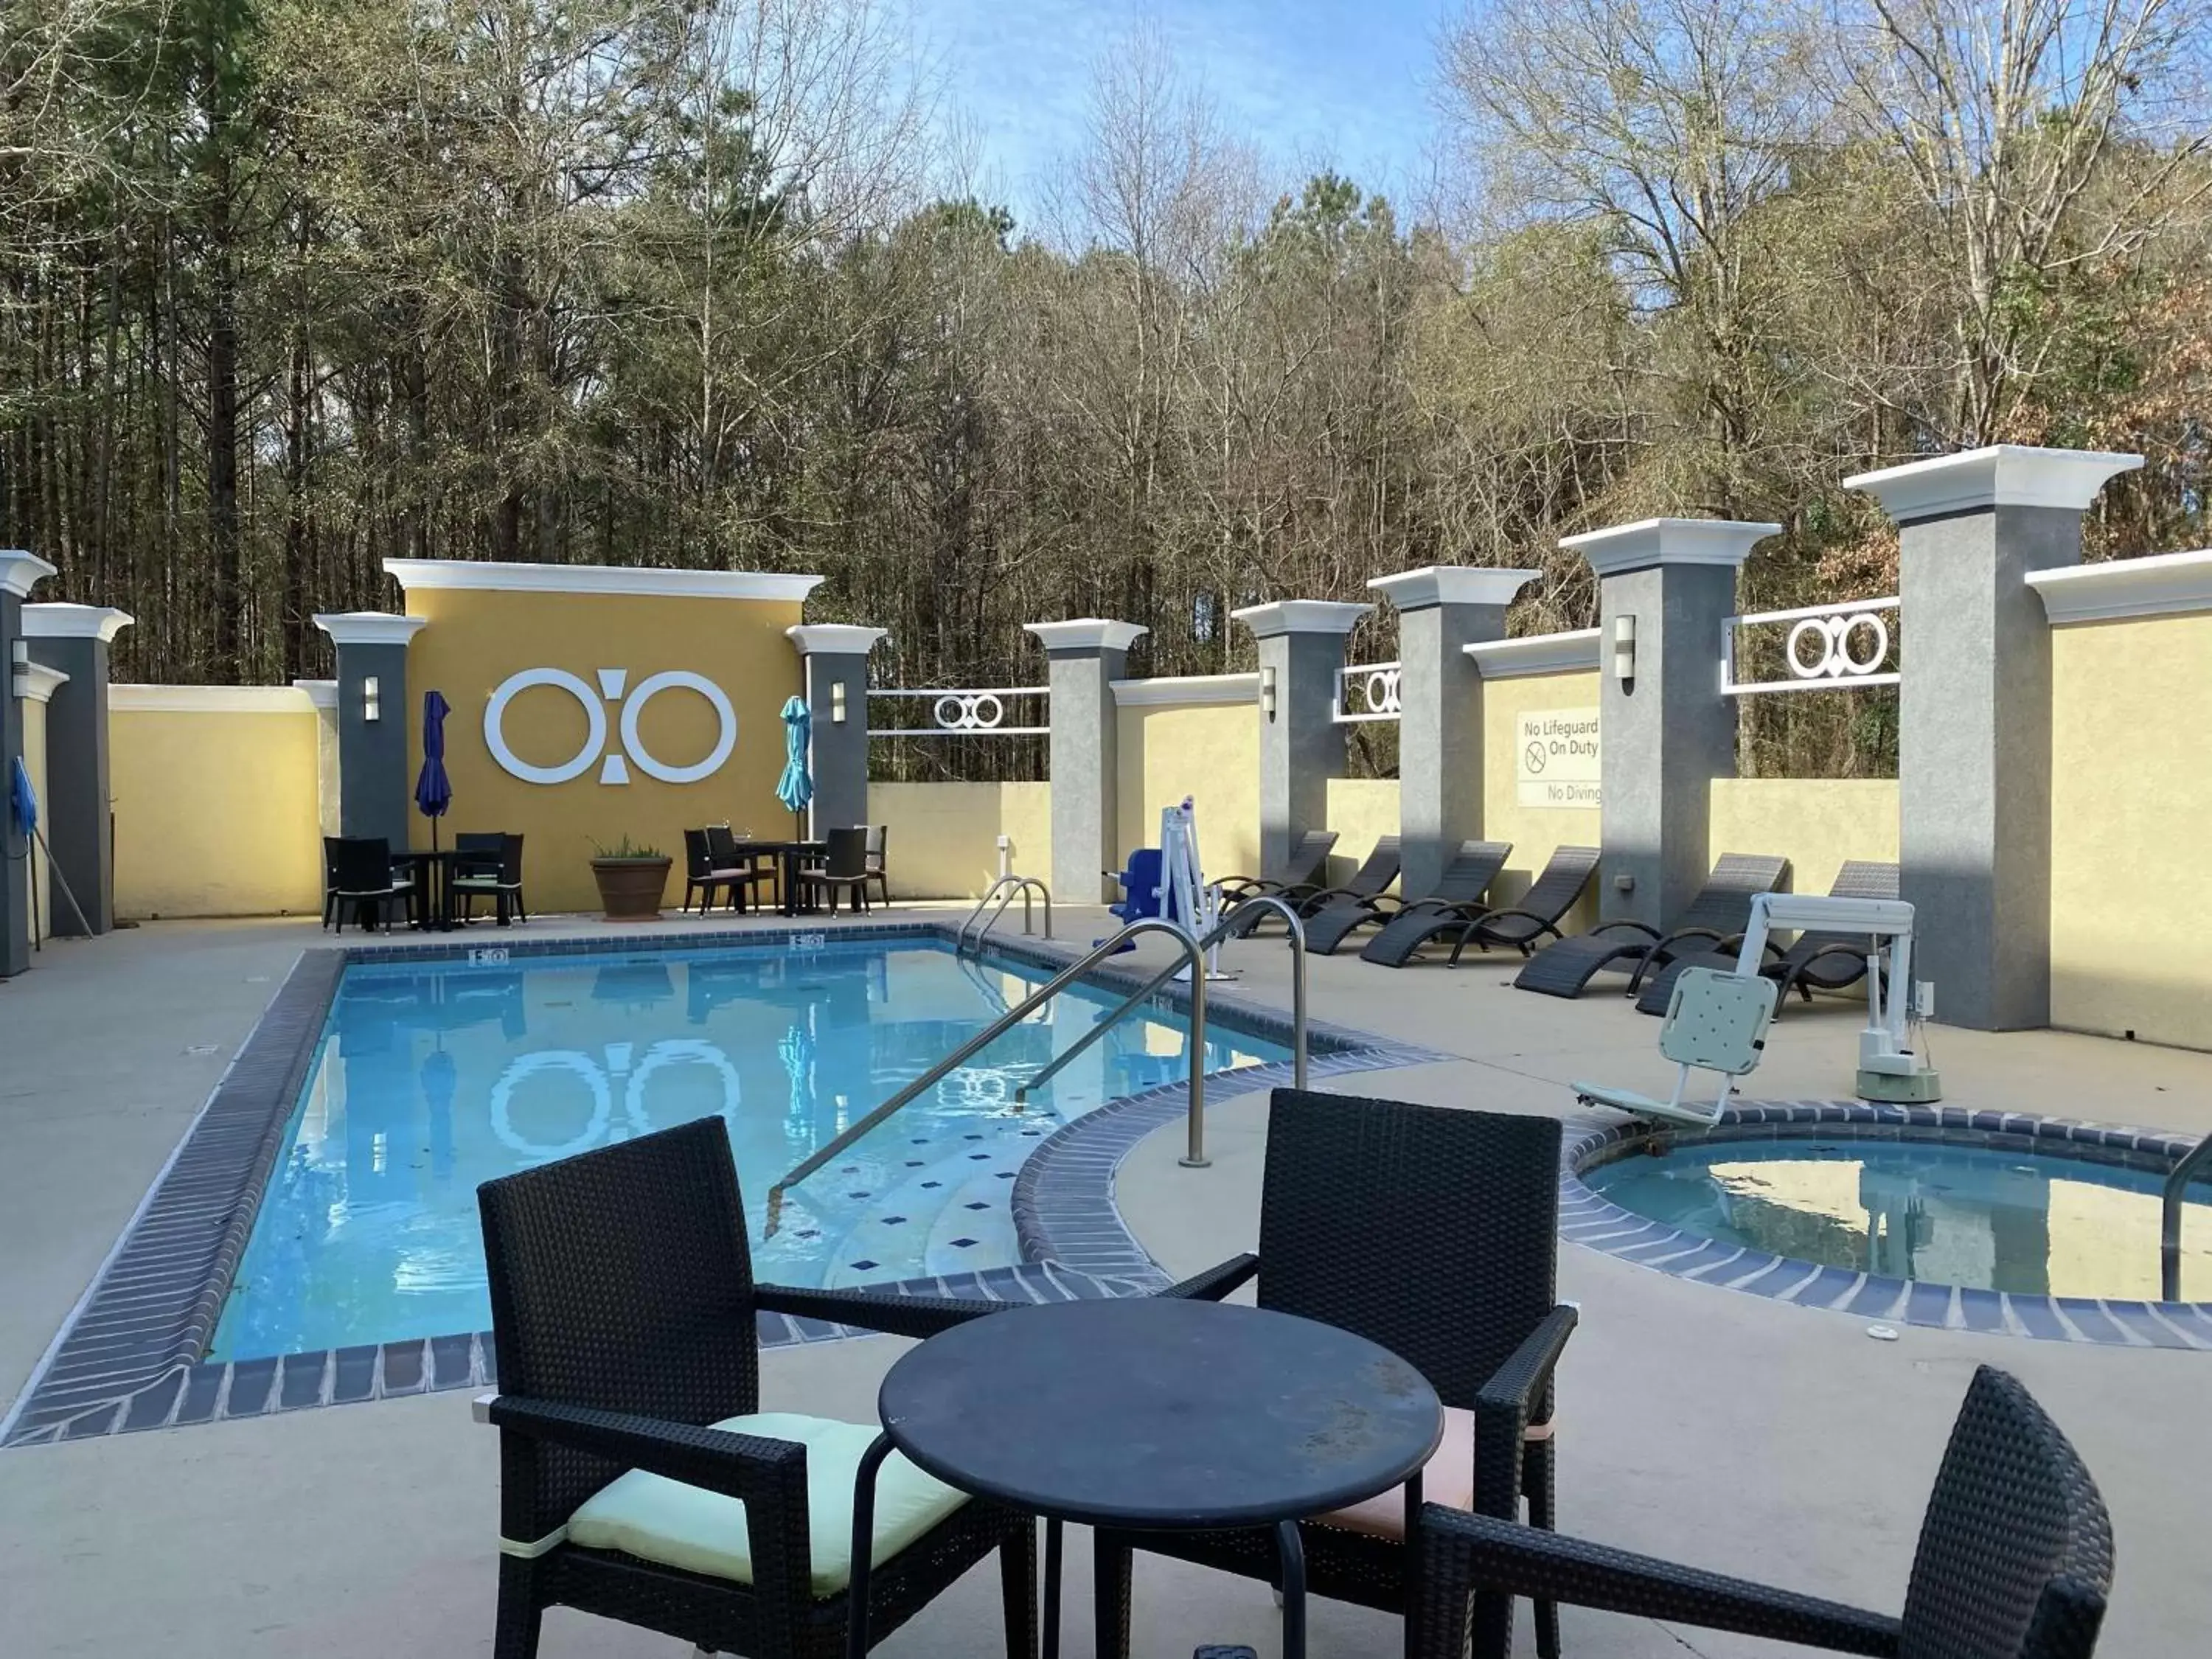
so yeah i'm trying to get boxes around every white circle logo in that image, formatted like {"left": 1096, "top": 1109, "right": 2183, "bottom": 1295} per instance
{"left": 483, "top": 666, "right": 738, "bottom": 786}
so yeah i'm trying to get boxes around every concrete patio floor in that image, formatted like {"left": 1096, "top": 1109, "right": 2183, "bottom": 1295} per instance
{"left": 1, "top": 912, "right": 2207, "bottom": 1658}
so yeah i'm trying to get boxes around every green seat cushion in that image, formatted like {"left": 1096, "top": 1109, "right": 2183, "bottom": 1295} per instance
{"left": 565, "top": 1412, "right": 970, "bottom": 1596}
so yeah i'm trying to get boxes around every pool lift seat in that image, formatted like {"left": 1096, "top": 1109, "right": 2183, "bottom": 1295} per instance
{"left": 1573, "top": 967, "right": 1775, "bottom": 1127}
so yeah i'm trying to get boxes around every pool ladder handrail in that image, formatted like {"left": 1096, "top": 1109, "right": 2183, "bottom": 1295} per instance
{"left": 764, "top": 916, "right": 1206, "bottom": 1234}
{"left": 2160, "top": 1133, "right": 2212, "bottom": 1301}
{"left": 957, "top": 874, "right": 1052, "bottom": 953}
{"left": 1011, "top": 895, "right": 1310, "bottom": 1114}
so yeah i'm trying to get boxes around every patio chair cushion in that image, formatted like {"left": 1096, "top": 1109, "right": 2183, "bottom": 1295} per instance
{"left": 1312, "top": 1405, "right": 1554, "bottom": 1540}
{"left": 565, "top": 1411, "right": 969, "bottom": 1596}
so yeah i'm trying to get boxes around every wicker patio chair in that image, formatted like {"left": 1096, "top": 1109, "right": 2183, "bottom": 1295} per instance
{"left": 706, "top": 824, "right": 779, "bottom": 914}
{"left": 1509, "top": 853, "right": 1788, "bottom": 999}
{"left": 1412, "top": 1365, "right": 2112, "bottom": 1659}
{"left": 1099, "top": 1088, "right": 1574, "bottom": 1659}
{"left": 452, "top": 832, "right": 527, "bottom": 925}
{"left": 863, "top": 825, "right": 891, "bottom": 906}
{"left": 475, "top": 1117, "right": 1038, "bottom": 1659}
{"left": 1358, "top": 846, "right": 1598, "bottom": 969}
{"left": 796, "top": 827, "right": 872, "bottom": 914}
{"left": 328, "top": 835, "right": 413, "bottom": 933}
{"left": 1632, "top": 860, "right": 1902, "bottom": 1015}
{"left": 1299, "top": 840, "right": 1509, "bottom": 955}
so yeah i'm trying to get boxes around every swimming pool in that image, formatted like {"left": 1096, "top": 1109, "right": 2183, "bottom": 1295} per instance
{"left": 209, "top": 938, "right": 1286, "bottom": 1362}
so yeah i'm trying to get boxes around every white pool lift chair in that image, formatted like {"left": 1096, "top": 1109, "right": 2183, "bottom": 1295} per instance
{"left": 1573, "top": 966, "right": 1776, "bottom": 1127}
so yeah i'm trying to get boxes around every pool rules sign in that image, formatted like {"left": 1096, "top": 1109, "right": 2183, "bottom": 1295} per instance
{"left": 1516, "top": 709, "right": 1601, "bottom": 808}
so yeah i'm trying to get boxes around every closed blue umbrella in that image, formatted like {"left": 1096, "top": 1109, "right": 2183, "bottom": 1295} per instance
{"left": 414, "top": 689, "right": 452, "bottom": 853}
{"left": 776, "top": 695, "right": 813, "bottom": 838}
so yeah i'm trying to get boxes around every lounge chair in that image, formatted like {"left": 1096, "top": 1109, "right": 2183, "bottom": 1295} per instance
{"left": 1289, "top": 833, "right": 1401, "bottom": 923}
{"left": 1412, "top": 1365, "right": 2112, "bottom": 1659}
{"left": 1631, "top": 859, "right": 1902, "bottom": 1015}
{"left": 1362, "top": 844, "right": 1599, "bottom": 968}
{"left": 1099, "top": 1088, "right": 1574, "bottom": 1659}
{"left": 1510, "top": 853, "right": 1789, "bottom": 999}
{"left": 473, "top": 1118, "right": 1039, "bottom": 1659}
{"left": 1302, "top": 839, "right": 1509, "bottom": 955}
{"left": 1216, "top": 830, "right": 1337, "bottom": 911}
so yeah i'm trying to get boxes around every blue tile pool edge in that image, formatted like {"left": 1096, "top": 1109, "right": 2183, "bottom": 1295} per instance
{"left": 1558, "top": 1104, "right": 2212, "bottom": 1349}
{"left": 1, "top": 922, "right": 1396, "bottom": 1444}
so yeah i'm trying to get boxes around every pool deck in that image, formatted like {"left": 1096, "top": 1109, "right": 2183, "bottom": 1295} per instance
{"left": 2, "top": 911, "right": 2209, "bottom": 1658}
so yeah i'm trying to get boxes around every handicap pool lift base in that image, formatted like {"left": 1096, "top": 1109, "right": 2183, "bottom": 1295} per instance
{"left": 1575, "top": 893, "right": 1941, "bottom": 1127}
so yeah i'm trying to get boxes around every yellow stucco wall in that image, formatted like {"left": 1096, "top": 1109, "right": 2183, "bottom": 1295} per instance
{"left": 1707, "top": 779, "right": 1899, "bottom": 900}
{"left": 403, "top": 587, "right": 804, "bottom": 914}
{"left": 110, "top": 690, "right": 324, "bottom": 917}
{"left": 1114, "top": 700, "right": 1261, "bottom": 879}
{"left": 22, "top": 693, "right": 49, "bottom": 945}
{"left": 867, "top": 782, "right": 1051, "bottom": 899}
{"left": 2050, "top": 613, "right": 2212, "bottom": 1048}
{"left": 1479, "top": 669, "right": 1604, "bottom": 927}
{"left": 1321, "top": 777, "right": 1402, "bottom": 891}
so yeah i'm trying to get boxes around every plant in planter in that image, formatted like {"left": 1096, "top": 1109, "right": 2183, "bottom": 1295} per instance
{"left": 588, "top": 835, "right": 673, "bottom": 922}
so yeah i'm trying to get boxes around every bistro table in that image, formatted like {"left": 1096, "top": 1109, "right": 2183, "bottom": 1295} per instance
{"left": 847, "top": 1297, "right": 1443, "bottom": 1659}
{"left": 397, "top": 849, "right": 458, "bottom": 931}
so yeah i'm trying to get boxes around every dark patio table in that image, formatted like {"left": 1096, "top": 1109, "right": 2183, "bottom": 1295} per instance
{"left": 847, "top": 1297, "right": 1442, "bottom": 1659}
{"left": 396, "top": 849, "right": 457, "bottom": 931}
{"left": 745, "top": 838, "right": 829, "bottom": 917}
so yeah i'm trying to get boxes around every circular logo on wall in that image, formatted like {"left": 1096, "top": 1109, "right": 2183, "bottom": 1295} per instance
{"left": 483, "top": 667, "right": 738, "bottom": 786}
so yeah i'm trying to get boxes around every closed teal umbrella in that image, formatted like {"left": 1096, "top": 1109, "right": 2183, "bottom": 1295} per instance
{"left": 776, "top": 695, "right": 813, "bottom": 838}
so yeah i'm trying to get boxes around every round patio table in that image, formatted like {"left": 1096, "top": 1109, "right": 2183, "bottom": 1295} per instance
{"left": 846, "top": 1297, "right": 1443, "bottom": 1659}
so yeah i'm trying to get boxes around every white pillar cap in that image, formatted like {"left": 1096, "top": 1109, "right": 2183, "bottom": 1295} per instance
{"left": 0, "top": 551, "right": 58, "bottom": 599}
{"left": 1562, "top": 518, "right": 1778, "bottom": 577}
{"left": 1023, "top": 619, "right": 1148, "bottom": 653}
{"left": 785, "top": 624, "right": 888, "bottom": 657}
{"left": 22, "top": 602, "right": 134, "bottom": 643}
{"left": 292, "top": 677, "right": 341, "bottom": 710}
{"left": 1368, "top": 566, "right": 1541, "bottom": 611}
{"left": 1845, "top": 445, "right": 2143, "bottom": 524}
{"left": 17, "top": 661, "right": 69, "bottom": 703}
{"left": 313, "top": 611, "right": 428, "bottom": 647}
{"left": 1228, "top": 599, "right": 1374, "bottom": 639}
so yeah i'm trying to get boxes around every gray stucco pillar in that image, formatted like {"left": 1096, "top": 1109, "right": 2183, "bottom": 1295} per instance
{"left": 313, "top": 612, "right": 428, "bottom": 851}
{"left": 1847, "top": 445, "right": 2141, "bottom": 1030}
{"left": 1, "top": 551, "right": 58, "bottom": 975}
{"left": 1369, "top": 567, "right": 1540, "bottom": 899}
{"left": 1565, "top": 518, "right": 1776, "bottom": 930}
{"left": 786, "top": 624, "right": 887, "bottom": 839}
{"left": 1025, "top": 619, "right": 1146, "bottom": 903}
{"left": 1230, "top": 601, "right": 1371, "bottom": 877}
{"left": 21, "top": 602, "right": 133, "bottom": 935}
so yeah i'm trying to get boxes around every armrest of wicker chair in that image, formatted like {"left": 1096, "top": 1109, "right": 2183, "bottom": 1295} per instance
{"left": 1414, "top": 1505, "right": 1902, "bottom": 1659}
{"left": 484, "top": 1394, "right": 812, "bottom": 1509}
{"left": 754, "top": 1282, "right": 1006, "bottom": 1340}
{"left": 1471, "top": 1304, "right": 1577, "bottom": 1519}
{"left": 1156, "top": 1253, "right": 1260, "bottom": 1303}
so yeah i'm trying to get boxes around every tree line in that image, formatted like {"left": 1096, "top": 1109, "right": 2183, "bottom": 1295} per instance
{"left": 2, "top": 0, "right": 2205, "bottom": 778}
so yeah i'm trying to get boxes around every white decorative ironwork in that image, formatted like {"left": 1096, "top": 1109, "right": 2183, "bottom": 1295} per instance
{"left": 1333, "top": 661, "right": 1402, "bottom": 723}
{"left": 868, "top": 686, "right": 1049, "bottom": 737}
{"left": 1722, "top": 597, "right": 1899, "bottom": 696}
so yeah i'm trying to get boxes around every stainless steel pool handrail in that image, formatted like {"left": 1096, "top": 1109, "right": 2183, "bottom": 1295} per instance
{"left": 956, "top": 874, "right": 1052, "bottom": 953}
{"left": 1011, "top": 896, "right": 1309, "bottom": 1113}
{"left": 765, "top": 917, "right": 1206, "bottom": 1232}
{"left": 2160, "top": 1133, "right": 2212, "bottom": 1300}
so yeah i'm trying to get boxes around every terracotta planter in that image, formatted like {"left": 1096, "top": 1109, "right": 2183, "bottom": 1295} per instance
{"left": 590, "top": 857, "right": 672, "bottom": 922}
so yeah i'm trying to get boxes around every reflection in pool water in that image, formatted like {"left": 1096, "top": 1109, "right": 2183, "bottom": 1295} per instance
{"left": 209, "top": 941, "right": 1285, "bottom": 1361}
{"left": 1583, "top": 1138, "right": 2212, "bottom": 1300}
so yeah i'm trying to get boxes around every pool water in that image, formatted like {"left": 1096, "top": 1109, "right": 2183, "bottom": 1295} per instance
{"left": 210, "top": 940, "right": 1284, "bottom": 1361}
{"left": 1585, "top": 1138, "right": 2212, "bottom": 1300}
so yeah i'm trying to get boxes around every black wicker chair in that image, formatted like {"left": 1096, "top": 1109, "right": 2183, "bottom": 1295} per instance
{"left": 328, "top": 835, "right": 413, "bottom": 932}
{"left": 453, "top": 832, "right": 528, "bottom": 925}
{"left": 476, "top": 1117, "right": 1038, "bottom": 1659}
{"left": 1413, "top": 1365, "right": 2112, "bottom": 1659}
{"left": 1099, "top": 1088, "right": 1574, "bottom": 1659}
{"left": 797, "top": 827, "right": 873, "bottom": 914}
{"left": 707, "top": 824, "right": 779, "bottom": 914}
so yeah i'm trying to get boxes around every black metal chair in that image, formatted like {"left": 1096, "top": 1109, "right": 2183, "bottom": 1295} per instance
{"left": 453, "top": 832, "right": 527, "bottom": 925}
{"left": 863, "top": 825, "right": 891, "bottom": 906}
{"left": 475, "top": 1117, "right": 1038, "bottom": 1659}
{"left": 683, "top": 829, "right": 735, "bottom": 915}
{"left": 796, "top": 827, "right": 872, "bottom": 915}
{"left": 1413, "top": 1365, "right": 2112, "bottom": 1659}
{"left": 328, "top": 835, "right": 413, "bottom": 932}
{"left": 1101, "top": 1088, "right": 1574, "bottom": 1659}
{"left": 707, "top": 824, "right": 779, "bottom": 914}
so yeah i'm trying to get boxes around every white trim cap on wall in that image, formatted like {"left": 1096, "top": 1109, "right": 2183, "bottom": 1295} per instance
{"left": 385, "top": 558, "right": 825, "bottom": 604}
{"left": 22, "top": 602, "right": 134, "bottom": 642}
{"left": 1368, "top": 566, "right": 1541, "bottom": 611}
{"left": 292, "top": 678, "right": 341, "bottom": 709}
{"left": 111, "top": 684, "right": 319, "bottom": 714}
{"left": 1228, "top": 599, "right": 1373, "bottom": 639}
{"left": 313, "top": 611, "right": 429, "bottom": 647}
{"left": 18, "top": 661, "right": 69, "bottom": 703}
{"left": 1111, "top": 672, "right": 1259, "bottom": 708}
{"left": 1562, "top": 518, "right": 1778, "bottom": 577}
{"left": 1464, "top": 628, "right": 1602, "bottom": 678}
{"left": 2026, "top": 547, "right": 2212, "bottom": 624}
{"left": 1023, "top": 619, "right": 1149, "bottom": 654}
{"left": 0, "top": 550, "right": 58, "bottom": 599}
{"left": 1845, "top": 445, "right": 2143, "bottom": 524}
{"left": 785, "top": 624, "right": 889, "bottom": 657}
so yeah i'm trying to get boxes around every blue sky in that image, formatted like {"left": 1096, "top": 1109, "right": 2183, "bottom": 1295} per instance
{"left": 909, "top": 0, "right": 1455, "bottom": 230}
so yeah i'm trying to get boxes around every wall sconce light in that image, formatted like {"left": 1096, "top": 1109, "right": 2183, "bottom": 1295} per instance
{"left": 1261, "top": 664, "right": 1278, "bottom": 723}
{"left": 9, "top": 637, "right": 27, "bottom": 701}
{"left": 1612, "top": 615, "right": 1637, "bottom": 688}
{"left": 362, "top": 675, "right": 382, "bottom": 723}
{"left": 832, "top": 681, "right": 847, "bottom": 725}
